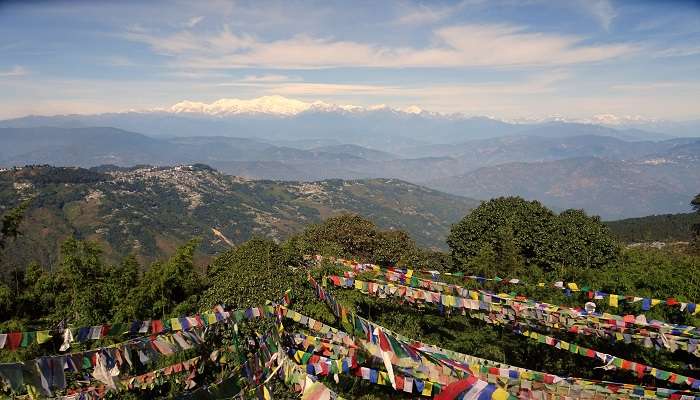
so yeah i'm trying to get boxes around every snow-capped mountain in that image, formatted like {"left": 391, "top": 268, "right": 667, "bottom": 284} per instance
{"left": 162, "top": 95, "right": 424, "bottom": 117}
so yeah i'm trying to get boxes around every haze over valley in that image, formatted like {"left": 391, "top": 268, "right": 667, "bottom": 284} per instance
{"left": 2, "top": 96, "right": 698, "bottom": 219}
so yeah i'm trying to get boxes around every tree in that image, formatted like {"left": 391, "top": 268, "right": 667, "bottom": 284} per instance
{"left": 691, "top": 193, "right": 700, "bottom": 254}
{"left": 553, "top": 209, "right": 620, "bottom": 279}
{"left": 52, "top": 238, "right": 112, "bottom": 325}
{"left": 0, "top": 199, "right": 31, "bottom": 255}
{"left": 493, "top": 225, "right": 525, "bottom": 276}
{"left": 294, "top": 214, "right": 380, "bottom": 261}
{"left": 465, "top": 244, "right": 498, "bottom": 277}
{"left": 447, "top": 197, "right": 619, "bottom": 274}
{"left": 289, "top": 214, "right": 421, "bottom": 266}
{"left": 373, "top": 230, "right": 421, "bottom": 267}
{"left": 121, "top": 239, "right": 203, "bottom": 320}
{"left": 201, "top": 237, "right": 298, "bottom": 310}
{"left": 15, "top": 262, "right": 55, "bottom": 321}
{"left": 104, "top": 255, "right": 140, "bottom": 318}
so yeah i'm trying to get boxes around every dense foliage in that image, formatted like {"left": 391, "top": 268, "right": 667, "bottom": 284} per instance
{"left": 447, "top": 197, "right": 621, "bottom": 274}
{"left": 1, "top": 198, "right": 699, "bottom": 399}
{"left": 0, "top": 165, "right": 478, "bottom": 273}
{"left": 605, "top": 212, "right": 700, "bottom": 243}
{"left": 692, "top": 193, "right": 700, "bottom": 254}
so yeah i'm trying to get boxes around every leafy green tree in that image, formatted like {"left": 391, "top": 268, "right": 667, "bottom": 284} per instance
{"left": 121, "top": 239, "right": 204, "bottom": 320}
{"left": 0, "top": 200, "right": 30, "bottom": 246}
{"left": 0, "top": 199, "right": 31, "bottom": 256}
{"left": 104, "top": 255, "right": 140, "bottom": 318}
{"left": 552, "top": 209, "right": 620, "bottom": 279}
{"left": 373, "top": 229, "right": 421, "bottom": 266}
{"left": 465, "top": 244, "right": 498, "bottom": 277}
{"left": 0, "top": 283, "right": 12, "bottom": 318}
{"left": 294, "top": 214, "right": 380, "bottom": 260}
{"left": 448, "top": 197, "right": 619, "bottom": 273}
{"left": 201, "top": 237, "right": 296, "bottom": 309}
{"left": 691, "top": 193, "right": 700, "bottom": 254}
{"left": 16, "top": 262, "right": 55, "bottom": 321}
{"left": 289, "top": 214, "right": 421, "bottom": 266}
{"left": 52, "top": 238, "right": 112, "bottom": 325}
{"left": 493, "top": 225, "right": 525, "bottom": 276}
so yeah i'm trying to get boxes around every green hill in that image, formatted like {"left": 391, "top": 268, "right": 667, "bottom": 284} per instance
{"left": 0, "top": 165, "right": 479, "bottom": 271}
{"left": 605, "top": 212, "right": 699, "bottom": 243}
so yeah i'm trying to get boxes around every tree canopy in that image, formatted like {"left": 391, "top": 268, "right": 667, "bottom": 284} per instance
{"left": 447, "top": 197, "right": 620, "bottom": 275}
{"left": 691, "top": 193, "right": 700, "bottom": 254}
{"left": 1, "top": 206, "right": 699, "bottom": 399}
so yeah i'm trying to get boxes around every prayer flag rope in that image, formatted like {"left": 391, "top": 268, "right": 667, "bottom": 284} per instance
{"left": 312, "top": 255, "right": 700, "bottom": 315}
{"left": 327, "top": 275, "right": 700, "bottom": 356}
{"left": 321, "top": 275, "right": 700, "bottom": 391}
{"left": 307, "top": 274, "right": 700, "bottom": 399}
{"left": 0, "top": 307, "right": 232, "bottom": 352}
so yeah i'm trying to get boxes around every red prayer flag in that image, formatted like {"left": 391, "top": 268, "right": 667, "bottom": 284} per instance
{"left": 7, "top": 332, "right": 22, "bottom": 350}
{"left": 151, "top": 320, "right": 163, "bottom": 334}
{"left": 434, "top": 376, "right": 478, "bottom": 400}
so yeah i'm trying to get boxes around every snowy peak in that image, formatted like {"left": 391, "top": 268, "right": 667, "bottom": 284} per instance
{"left": 166, "top": 95, "right": 433, "bottom": 117}
{"left": 170, "top": 95, "right": 318, "bottom": 116}
{"left": 156, "top": 96, "right": 676, "bottom": 130}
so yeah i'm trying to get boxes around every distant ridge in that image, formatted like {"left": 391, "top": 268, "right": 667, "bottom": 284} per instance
{"left": 0, "top": 164, "right": 479, "bottom": 270}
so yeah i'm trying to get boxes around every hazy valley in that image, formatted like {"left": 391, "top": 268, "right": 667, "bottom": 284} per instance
{"left": 1, "top": 102, "right": 698, "bottom": 219}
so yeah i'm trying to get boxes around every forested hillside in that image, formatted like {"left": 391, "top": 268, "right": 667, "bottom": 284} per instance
{"left": 1, "top": 196, "right": 699, "bottom": 399}
{"left": 606, "top": 212, "right": 700, "bottom": 243}
{"left": 0, "top": 165, "right": 478, "bottom": 272}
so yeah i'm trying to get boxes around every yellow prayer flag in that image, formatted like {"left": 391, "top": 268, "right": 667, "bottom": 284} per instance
{"left": 36, "top": 330, "right": 52, "bottom": 344}
{"left": 651, "top": 299, "right": 662, "bottom": 307}
{"left": 609, "top": 294, "right": 619, "bottom": 308}
{"left": 492, "top": 388, "right": 509, "bottom": 400}
{"left": 171, "top": 318, "right": 182, "bottom": 331}
{"left": 567, "top": 282, "right": 579, "bottom": 291}
{"left": 422, "top": 381, "right": 433, "bottom": 396}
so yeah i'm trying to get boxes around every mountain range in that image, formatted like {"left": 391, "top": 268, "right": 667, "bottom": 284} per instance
{"left": 1, "top": 96, "right": 698, "bottom": 219}
{"left": 0, "top": 165, "right": 479, "bottom": 271}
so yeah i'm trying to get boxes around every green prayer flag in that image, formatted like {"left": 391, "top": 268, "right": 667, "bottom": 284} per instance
{"left": 301, "top": 352, "right": 312, "bottom": 365}
{"left": 21, "top": 331, "right": 36, "bottom": 347}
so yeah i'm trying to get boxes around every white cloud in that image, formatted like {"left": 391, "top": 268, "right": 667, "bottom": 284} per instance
{"left": 209, "top": 70, "right": 569, "bottom": 100}
{"left": 124, "top": 23, "right": 635, "bottom": 70}
{"left": 654, "top": 45, "right": 700, "bottom": 58}
{"left": 0, "top": 65, "right": 28, "bottom": 77}
{"left": 394, "top": 0, "right": 477, "bottom": 26}
{"left": 261, "top": 83, "right": 397, "bottom": 96}
{"left": 1, "top": 72, "right": 698, "bottom": 120}
{"left": 578, "top": 0, "right": 617, "bottom": 31}
{"left": 611, "top": 81, "right": 700, "bottom": 91}
{"left": 185, "top": 16, "right": 205, "bottom": 28}
{"left": 99, "top": 56, "right": 136, "bottom": 67}
{"left": 241, "top": 74, "right": 300, "bottom": 82}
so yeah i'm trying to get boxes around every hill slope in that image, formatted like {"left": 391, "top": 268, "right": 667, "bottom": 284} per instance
{"left": 605, "top": 212, "right": 699, "bottom": 243}
{"left": 427, "top": 155, "right": 700, "bottom": 219}
{"left": 0, "top": 165, "right": 479, "bottom": 270}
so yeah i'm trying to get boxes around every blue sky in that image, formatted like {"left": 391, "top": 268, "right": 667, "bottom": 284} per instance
{"left": 0, "top": 0, "right": 699, "bottom": 120}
